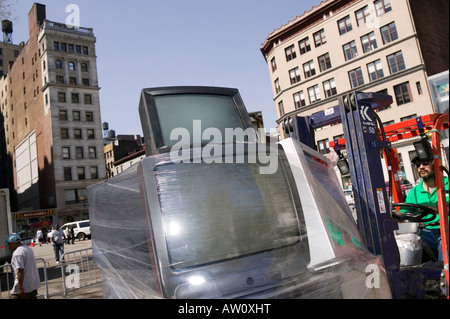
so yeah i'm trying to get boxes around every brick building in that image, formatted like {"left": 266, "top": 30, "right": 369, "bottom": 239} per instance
{"left": 0, "top": 3, "right": 105, "bottom": 232}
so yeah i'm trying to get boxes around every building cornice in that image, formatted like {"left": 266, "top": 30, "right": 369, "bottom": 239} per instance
{"left": 261, "top": 0, "right": 360, "bottom": 60}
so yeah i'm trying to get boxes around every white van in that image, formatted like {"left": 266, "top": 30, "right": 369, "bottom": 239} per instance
{"left": 61, "top": 220, "right": 91, "bottom": 241}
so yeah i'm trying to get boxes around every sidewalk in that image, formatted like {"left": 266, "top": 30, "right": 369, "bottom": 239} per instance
{"left": 4, "top": 239, "right": 104, "bottom": 299}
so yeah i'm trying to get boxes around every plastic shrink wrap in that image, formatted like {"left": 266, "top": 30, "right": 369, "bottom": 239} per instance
{"left": 88, "top": 139, "right": 392, "bottom": 299}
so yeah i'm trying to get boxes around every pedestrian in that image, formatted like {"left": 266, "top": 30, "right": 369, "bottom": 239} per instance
{"left": 36, "top": 229, "right": 43, "bottom": 247}
{"left": 70, "top": 225, "right": 75, "bottom": 244}
{"left": 4, "top": 233, "right": 41, "bottom": 299}
{"left": 64, "top": 226, "right": 71, "bottom": 245}
{"left": 50, "top": 224, "right": 66, "bottom": 264}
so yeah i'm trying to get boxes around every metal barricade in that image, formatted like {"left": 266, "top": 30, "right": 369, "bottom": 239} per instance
{"left": 60, "top": 247, "right": 102, "bottom": 298}
{"left": 1, "top": 258, "right": 49, "bottom": 299}
{"left": 0, "top": 263, "right": 13, "bottom": 299}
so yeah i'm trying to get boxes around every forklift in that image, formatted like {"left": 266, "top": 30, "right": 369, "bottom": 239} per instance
{"left": 282, "top": 91, "right": 449, "bottom": 299}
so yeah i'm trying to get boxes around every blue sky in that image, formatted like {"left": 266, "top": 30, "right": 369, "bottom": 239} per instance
{"left": 7, "top": 0, "right": 322, "bottom": 136}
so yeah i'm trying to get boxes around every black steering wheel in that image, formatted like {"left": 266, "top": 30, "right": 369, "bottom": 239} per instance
{"left": 391, "top": 203, "right": 439, "bottom": 227}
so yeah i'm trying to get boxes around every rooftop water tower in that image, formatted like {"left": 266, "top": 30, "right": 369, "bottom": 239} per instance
{"left": 2, "top": 20, "right": 13, "bottom": 43}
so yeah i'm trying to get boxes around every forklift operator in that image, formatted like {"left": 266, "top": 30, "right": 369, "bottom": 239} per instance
{"left": 400, "top": 156, "right": 449, "bottom": 261}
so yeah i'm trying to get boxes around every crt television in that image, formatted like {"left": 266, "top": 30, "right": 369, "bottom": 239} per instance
{"left": 88, "top": 140, "right": 391, "bottom": 299}
{"left": 138, "top": 86, "right": 255, "bottom": 156}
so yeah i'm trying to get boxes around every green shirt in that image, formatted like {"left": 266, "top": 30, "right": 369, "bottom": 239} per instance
{"left": 401, "top": 176, "right": 449, "bottom": 229}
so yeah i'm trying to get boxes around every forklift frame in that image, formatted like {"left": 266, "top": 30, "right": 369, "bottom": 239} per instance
{"left": 283, "top": 91, "right": 449, "bottom": 298}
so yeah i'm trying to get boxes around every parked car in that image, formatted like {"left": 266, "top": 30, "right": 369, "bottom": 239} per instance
{"left": 61, "top": 220, "right": 91, "bottom": 241}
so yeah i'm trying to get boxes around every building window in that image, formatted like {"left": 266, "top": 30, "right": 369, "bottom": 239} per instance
{"left": 383, "top": 120, "right": 395, "bottom": 127}
{"left": 71, "top": 93, "right": 79, "bottom": 103}
{"left": 56, "top": 75, "right": 64, "bottom": 84}
{"left": 394, "top": 82, "right": 412, "bottom": 105}
{"left": 74, "top": 129, "right": 82, "bottom": 139}
{"left": 61, "top": 43, "right": 67, "bottom": 52}
{"left": 88, "top": 147, "right": 97, "bottom": 159}
{"left": 76, "top": 45, "right": 82, "bottom": 54}
{"left": 59, "top": 110, "right": 68, "bottom": 120}
{"left": 416, "top": 81, "right": 422, "bottom": 95}
{"left": 84, "top": 93, "right": 92, "bottom": 103}
{"left": 55, "top": 60, "right": 62, "bottom": 69}
{"left": 374, "top": 0, "right": 392, "bottom": 16}
{"left": 72, "top": 111, "right": 81, "bottom": 121}
{"left": 338, "top": 15, "right": 352, "bottom": 35}
{"left": 83, "top": 46, "right": 89, "bottom": 55}
{"left": 278, "top": 100, "right": 285, "bottom": 117}
{"left": 87, "top": 129, "right": 95, "bottom": 139}
{"left": 62, "top": 147, "right": 71, "bottom": 159}
{"left": 90, "top": 167, "right": 98, "bottom": 179}
{"left": 367, "top": 59, "right": 384, "bottom": 81}
{"left": 303, "top": 60, "right": 316, "bottom": 79}
{"left": 361, "top": 32, "right": 377, "bottom": 53}
{"left": 380, "top": 22, "right": 398, "bottom": 44}
{"left": 76, "top": 147, "right": 84, "bottom": 159}
{"left": 68, "top": 44, "right": 74, "bottom": 53}
{"left": 323, "top": 78, "right": 337, "bottom": 98}
{"left": 86, "top": 111, "right": 94, "bottom": 122}
{"left": 69, "top": 62, "right": 76, "bottom": 71}
{"left": 348, "top": 67, "right": 364, "bottom": 88}
{"left": 317, "top": 139, "right": 330, "bottom": 155}
{"left": 293, "top": 91, "right": 306, "bottom": 109}
{"left": 54, "top": 42, "right": 60, "bottom": 51}
{"left": 64, "top": 189, "right": 87, "bottom": 204}
{"left": 387, "top": 51, "right": 405, "bottom": 74}
{"left": 61, "top": 128, "right": 69, "bottom": 139}
{"left": 307, "top": 85, "right": 321, "bottom": 104}
{"left": 81, "top": 63, "right": 88, "bottom": 72}
{"left": 285, "top": 44, "right": 297, "bottom": 62}
{"left": 274, "top": 78, "right": 281, "bottom": 94}
{"left": 400, "top": 114, "right": 417, "bottom": 122}
{"left": 270, "top": 57, "right": 277, "bottom": 72}
{"left": 343, "top": 41, "right": 358, "bottom": 61}
{"left": 289, "top": 67, "right": 301, "bottom": 85}
{"left": 69, "top": 77, "right": 77, "bottom": 85}
{"left": 77, "top": 167, "right": 86, "bottom": 180}
{"left": 82, "top": 78, "right": 90, "bottom": 86}
{"left": 313, "top": 29, "right": 326, "bottom": 47}
{"left": 58, "top": 92, "right": 66, "bottom": 103}
{"left": 318, "top": 53, "right": 332, "bottom": 72}
{"left": 355, "top": 6, "right": 371, "bottom": 27}
{"left": 64, "top": 167, "right": 72, "bottom": 181}
{"left": 298, "top": 37, "right": 311, "bottom": 54}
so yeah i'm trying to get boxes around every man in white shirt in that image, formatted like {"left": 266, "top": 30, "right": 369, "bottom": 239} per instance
{"left": 5, "top": 233, "right": 41, "bottom": 299}
{"left": 50, "top": 224, "right": 66, "bottom": 264}
{"left": 36, "top": 229, "right": 43, "bottom": 246}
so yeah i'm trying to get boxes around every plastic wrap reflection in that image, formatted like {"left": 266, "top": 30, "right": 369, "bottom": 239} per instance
{"left": 88, "top": 140, "right": 392, "bottom": 299}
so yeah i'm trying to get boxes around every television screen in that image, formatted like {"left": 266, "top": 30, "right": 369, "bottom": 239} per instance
{"left": 154, "top": 94, "right": 247, "bottom": 149}
{"left": 139, "top": 87, "right": 255, "bottom": 155}
{"left": 154, "top": 160, "right": 301, "bottom": 270}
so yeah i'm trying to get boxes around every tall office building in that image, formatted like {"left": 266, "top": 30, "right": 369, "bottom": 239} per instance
{"left": 261, "top": 0, "right": 448, "bottom": 185}
{"left": 0, "top": 3, "right": 105, "bottom": 230}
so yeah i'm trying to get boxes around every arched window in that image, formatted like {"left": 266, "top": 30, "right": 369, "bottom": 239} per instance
{"left": 69, "top": 62, "right": 76, "bottom": 71}
{"left": 55, "top": 60, "right": 63, "bottom": 69}
{"left": 81, "top": 63, "right": 88, "bottom": 72}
